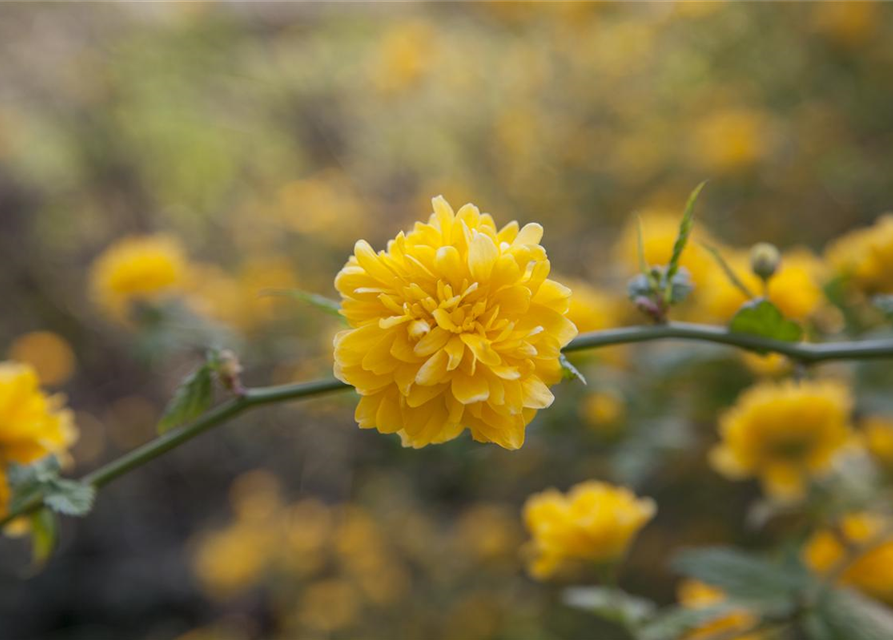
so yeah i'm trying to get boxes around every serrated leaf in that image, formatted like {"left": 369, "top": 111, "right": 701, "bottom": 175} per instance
{"left": 158, "top": 363, "right": 214, "bottom": 434}
{"left": 810, "top": 588, "right": 893, "bottom": 640}
{"left": 638, "top": 604, "right": 734, "bottom": 640}
{"left": 7, "top": 456, "right": 61, "bottom": 489}
{"left": 263, "top": 288, "right": 344, "bottom": 320}
{"left": 29, "top": 508, "right": 57, "bottom": 567}
{"left": 672, "top": 546, "right": 809, "bottom": 613}
{"left": 563, "top": 586, "right": 655, "bottom": 627}
{"left": 666, "top": 181, "right": 707, "bottom": 284}
{"left": 729, "top": 298, "right": 803, "bottom": 346}
{"left": 702, "top": 242, "right": 755, "bottom": 299}
{"left": 44, "top": 479, "right": 96, "bottom": 517}
{"left": 559, "top": 354, "right": 587, "bottom": 385}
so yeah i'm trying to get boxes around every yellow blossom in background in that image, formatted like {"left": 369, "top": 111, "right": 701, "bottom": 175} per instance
{"left": 187, "top": 257, "right": 297, "bottom": 333}
{"left": 0, "top": 362, "right": 77, "bottom": 515}
{"left": 811, "top": 0, "right": 879, "bottom": 46}
{"left": 803, "top": 513, "right": 893, "bottom": 605}
{"left": 861, "top": 415, "right": 893, "bottom": 470}
{"left": 690, "top": 108, "right": 773, "bottom": 173}
{"left": 90, "top": 234, "right": 187, "bottom": 320}
{"left": 522, "top": 480, "right": 655, "bottom": 578}
{"left": 677, "top": 580, "right": 762, "bottom": 640}
{"left": 276, "top": 173, "right": 366, "bottom": 244}
{"left": 192, "top": 520, "right": 273, "bottom": 598}
{"left": 710, "top": 379, "right": 853, "bottom": 501}
{"left": 740, "top": 352, "right": 792, "bottom": 378}
{"left": 561, "top": 277, "right": 622, "bottom": 335}
{"left": 8, "top": 331, "right": 76, "bottom": 387}
{"left": 698, "top": 248, "right": 825, "bottom": 322}
{"left": 826, "top": 214, "right": 893, "bottom": 295}
{"left": 581, "top": 391, "right": 626, "bottom": 436}
{"left": 455, "top": 504, "right": 523, "bottom": 564}
{"left": 334, "top": 196, "right": 577, "bottom": 450}
{"left": 373, "top": 21, "right": 437, "bottom": 94}
{"left": 614, "top": 210, "right": 718, "bottom": 288}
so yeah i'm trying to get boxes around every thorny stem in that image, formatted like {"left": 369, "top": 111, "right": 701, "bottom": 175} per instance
{"left": 4, "top": 322, "right": 893, "bottom": 528}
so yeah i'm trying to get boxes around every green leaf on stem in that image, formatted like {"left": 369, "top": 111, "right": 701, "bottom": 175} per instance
{"left": 638, "top": 604, "right": 735, "bottom": 640}
{"left": 29, "top": 508, "right": 57, "bottom": 567}
{"left": 158, "top": 361, "right": 215, "bottom": 434}
{"left": 263, "top": 288, "right": 344, "bottom": 321}
{"left": 559, "top": 354, "right": 587, "bottom": 385}
{"left": 43, "top": 479, "right": 95, "bottom": 517}
{"left": 807, "top": 588, "right": 893, "bottom": 640}
{"left": 729, "top": 299, "right": 802, "bottom": 346}
{"left": 702, "top": 242, "right": 755, "bottom": 299}
{"left": 563, "top": 586, "right": 655, "bottom": 627}
{"left": 672, "top": 546, "right": 809, "bottom": 613}
{"left": 666, "top": 181, "right": 707, "bottom": 284}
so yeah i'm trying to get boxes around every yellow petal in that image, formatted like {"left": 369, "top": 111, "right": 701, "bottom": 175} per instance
{"left": 415, "top": 350, "right": 449, "bottom": 386}
{"left": 452, "top": 372, "right": 490, "bottom": 404}
{"left": 468, "top": 232, "right": 499, "bottom": 282}
{"left": 521, "top": 377, "right": 554, "bottom": 409}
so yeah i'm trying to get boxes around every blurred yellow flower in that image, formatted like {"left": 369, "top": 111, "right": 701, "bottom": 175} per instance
{"left": 698, "top": 248, "right": 825, "bottom": 322}
{"left": 373, "top": 21, "right": 437, "bottom": 94}
{"left": 562, "top": 277, "right": 622, "bottom": 334}
{"left": 0, "top": 362, "right": 77, "bottom": 515}
{"left": 581, "top": 391, "right": 626, "bottom": 436}
{"left": 690, "top": 108, "right": 773, "bottom": 173}
{"left": 826, "top": 214, "right": 893, "bottom": 295}
{"left": 803, "top": 513, "right": 893, "bottom": 605}
{"left": 192, "top": 519, "right": 274, "bottom": 598}
{"left": 522, "top": 480, "right": 655, "bottom": 578}
{"left": 334, "top": 196, "right": 577, "bottom": 450}
{"left": 8, "top": 331, "right": 76, "bottom": 387}
{"left": 740, "top": 352, "right": 792, "bottom": 378}
{"left": 677, "top": 580, "right": 762, "bottom": 640}
{"left": 615, "top": 210, "right": 718, "bottom": 288}
{"left": 812, "top": 1, "right": 879, "bottom": 46}
{"left": 455, "top": 504, "right": 523, "bottom": 564}
{"left": 276, "top": 173, "right": 366, "bottom": 243}
{"left": 861, "top": 415, "right": 893, "bottom": 470}
{"left": 710, "top": 379, "right": 853, "bottom": 501}
{"left": 90, "top": 234, "right": 187, "bottom": 320}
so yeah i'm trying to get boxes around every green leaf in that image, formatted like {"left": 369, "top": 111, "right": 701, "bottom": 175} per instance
{"left": 563, "top": 586, "right": 655, "bottom": 627}
{"left": 559, "top": 354, "right": 587, "bottom": 385}
{"left": 729, "top": 298, "right": 803, "bottom": 345}
{"left": 638, "top": 604, "right": 734, "bottom": 640}
{"left": 808, "top": 588, "right": 893, "bottom": 640}
{"left": 702, "top": 242, "right": 755, "bottom": 299}
{"left": 44, "top": 479, "right": 96, "bottom": 517}
{"left": 158, "top": 362, "right": 215, "bottom": 434}
{"left": 667, "top": 268, "right": 694, "bottom": 305}
{"left": 7, "top": 456, "right": 61, "bottom": 489}
{"left": 672, "top": 546, "right": 809, "bottom": 614}
{"left": 666, "top": 181, "right": 707, "bottom": 284}
{"left": 263, "top": 288, "right": 344, "bottom": 320}
{"left": 29, "top": 508, "right": 57, "bottom": 567}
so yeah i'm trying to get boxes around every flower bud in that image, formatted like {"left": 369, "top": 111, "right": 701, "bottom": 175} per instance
{"left": 750, "top": 242, "right": 781, "bottom": 281}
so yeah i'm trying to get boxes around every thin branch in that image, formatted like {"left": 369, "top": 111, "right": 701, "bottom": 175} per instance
{"left": 4, "top": 323, "right": 893, "bottom": 528}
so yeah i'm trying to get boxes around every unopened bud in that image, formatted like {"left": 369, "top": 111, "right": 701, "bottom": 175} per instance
{"left": 216, "top": 349, "right": 244, "bottom": 396}
{"left": 750, "top": 242, "right": 781, "bottom": 282}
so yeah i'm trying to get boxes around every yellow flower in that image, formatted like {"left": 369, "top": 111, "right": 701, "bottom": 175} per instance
{"left": 297, "top": 579, "right": 360, "bottom": 633}
{"left": 614, "top": 210, "right": 718, "bottom": 289}
{"left": 0, "top": 362, "right": 77, "bottom": 515}
{"left": 677, "top": 580, "right": 762, "bottom": 640}
{"left": 803, "top": 513, "right": 893, "bottom": 605}
{"left": 740, "top": 352, "right": 792, "bottom": 378}
{"left": 333, "top": 196, "right": 578, "bottom": 450}
{"left": 861, "top": 415, "right": 893, "bottom": 470}
{"left": 698, "top": 248, "right": 826, "bottom": 322}
{"left": 581, "top": 391, "right": 626, "bottom": 436}
{"left": 522, "top": 480, "right": 655, "bottom": 579}
{"left": 8, "top": 331, "right": 76, "bottom": 387}
{"left": 562, "top": 277, "right": 622, "bottom": 334}
{"left": 90, "top": 234, "right": 187, "bottom": 320}
{"left": 373, "top": 21, "right": 437, "bottom": 94}
{"left": 710, "top": 380, "right": 853, "bottom": 501}
{"left": 826, "top": 214, "right": 893, "bottom": 295}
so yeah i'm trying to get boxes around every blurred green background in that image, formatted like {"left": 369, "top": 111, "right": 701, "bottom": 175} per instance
{"left": 2, "top": 2, "right": 893, "bottom": 639}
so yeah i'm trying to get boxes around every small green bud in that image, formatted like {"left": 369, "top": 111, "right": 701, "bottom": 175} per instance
{"left": 750, "top": 242, "right": 781, "bottom": 282}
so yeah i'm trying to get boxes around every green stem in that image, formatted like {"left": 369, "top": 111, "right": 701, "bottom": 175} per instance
{"left": 4, "top": 322, "right": 893, "bottom": 528}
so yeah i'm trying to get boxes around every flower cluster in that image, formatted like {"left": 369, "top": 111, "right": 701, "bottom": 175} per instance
{"left": 0, "top": 362, "right": 77, "bottom": 515}
{"left": 522, "top": 480, "right": 655, "bottom": 578}
{"left": 710, "top": 379, "right": 853, "bottom": 501}
{"left": 334, "top": 196, "right": 577, "bottom": 450}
